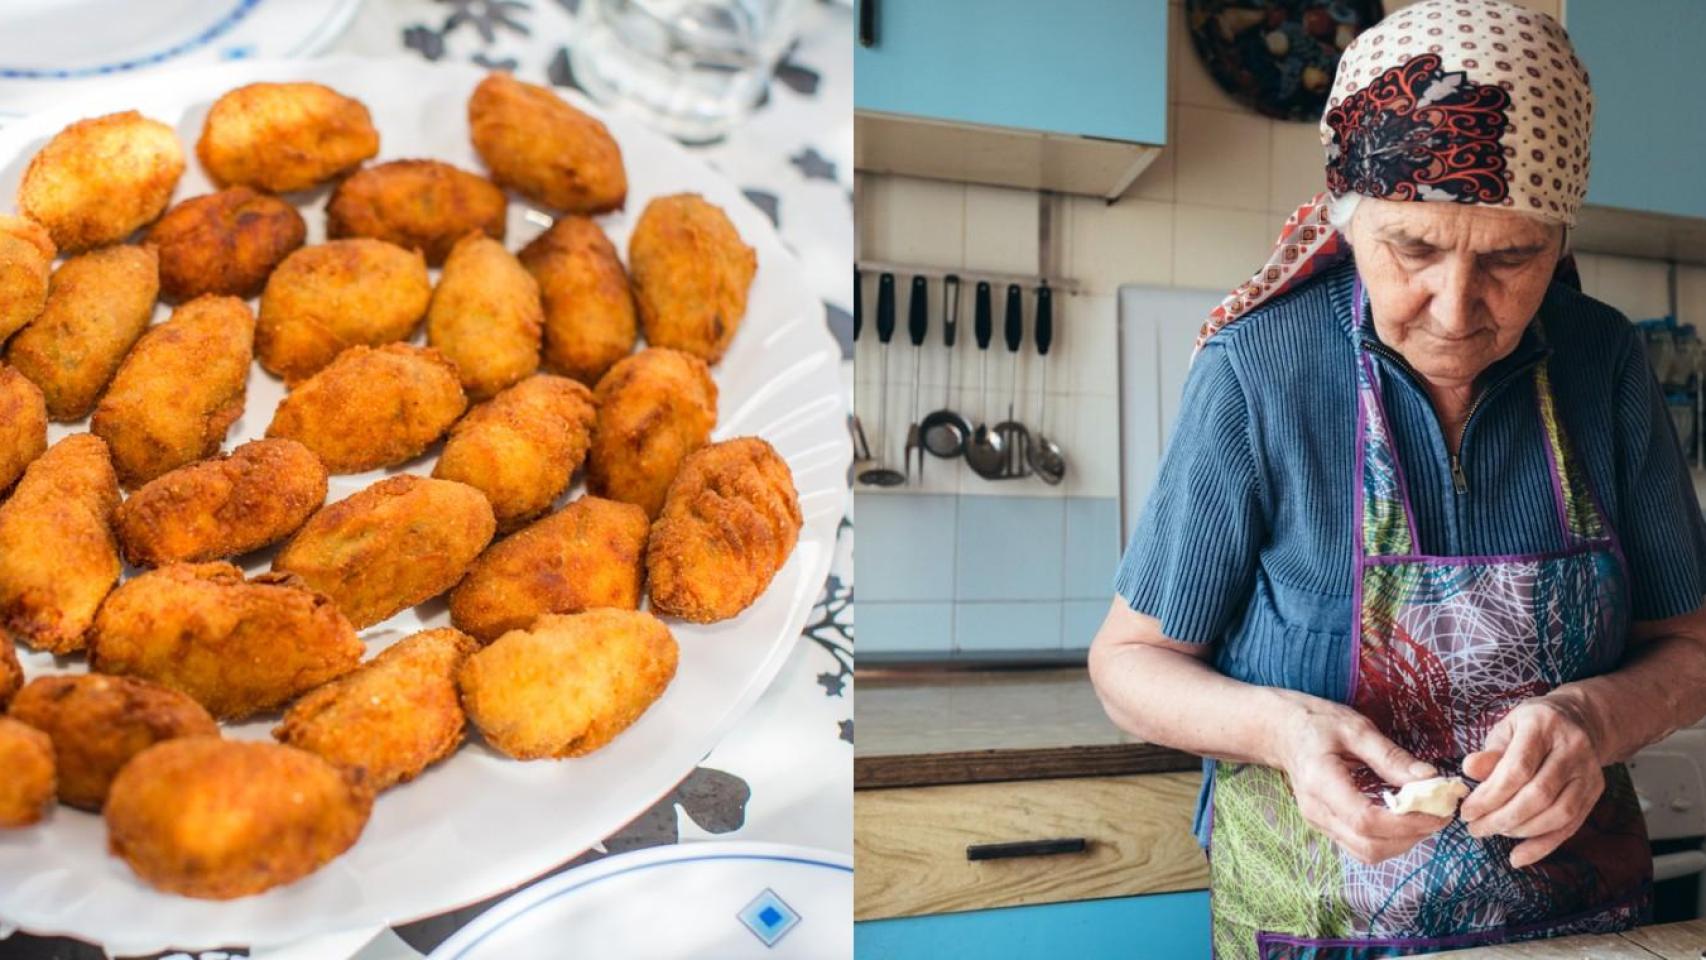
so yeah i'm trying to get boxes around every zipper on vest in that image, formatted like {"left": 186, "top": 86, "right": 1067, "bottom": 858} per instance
{"left": 1449, "top": 455, "right": 1468, "bottom": 494}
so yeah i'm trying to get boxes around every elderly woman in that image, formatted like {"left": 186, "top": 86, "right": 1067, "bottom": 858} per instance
{"left": 1089, "top": 2, "right": 1706, "bottom": 957}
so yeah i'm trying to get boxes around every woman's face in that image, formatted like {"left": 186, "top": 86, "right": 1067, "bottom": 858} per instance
{"left": 1349, "top": 198, "right": 1563, "bottom": 388}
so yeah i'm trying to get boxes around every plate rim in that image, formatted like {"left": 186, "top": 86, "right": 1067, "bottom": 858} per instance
{"left": 0, "top": 54, "right": 851, "bottom": 953}
{"left": 429, "top": 842, "right": 854, "bottom": 960}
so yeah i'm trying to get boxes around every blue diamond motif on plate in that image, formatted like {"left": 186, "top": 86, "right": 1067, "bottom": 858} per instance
{"left": 737, "top": 887, "right": 801, "bottom": 947}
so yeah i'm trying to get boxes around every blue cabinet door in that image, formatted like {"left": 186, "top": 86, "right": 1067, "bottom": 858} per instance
{"left": 854, "top": 889, "right": 1211, "bottom": 960}
{"left": 853, "top": 0, "right": 1168, "bottom": 145}
{"left": 1569, "top": 0, "right": 1706, "bottom": 219}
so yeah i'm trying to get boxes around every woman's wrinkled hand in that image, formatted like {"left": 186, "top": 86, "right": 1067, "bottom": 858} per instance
{"left": 1273, "top": 694, "right": 1451, "bottom": 865}
{"left": 1460, "top": 696, "right": 1606, "bottom": 869}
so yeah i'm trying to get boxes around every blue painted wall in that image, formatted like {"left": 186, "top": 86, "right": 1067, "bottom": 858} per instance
{"left": 853, "top": 0, "right": 1169, "bottom": 145}
{"left": 855, "top": 890, "right": 1211, "bottom": 960}
{"left": 1570, "top": 0, "right": 1706, "bottom": 219}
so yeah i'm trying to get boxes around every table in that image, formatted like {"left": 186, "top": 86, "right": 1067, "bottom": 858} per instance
{"left": 1415, "top": 919, "right": 1706, "bottom": 958}
{"left": 0, "top": 2, "right": 854, "bottom": 957}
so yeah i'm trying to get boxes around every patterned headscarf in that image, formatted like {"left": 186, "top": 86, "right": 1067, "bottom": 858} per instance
{"left": 1194, "top": 0, "right": 1593, "bottom": 352}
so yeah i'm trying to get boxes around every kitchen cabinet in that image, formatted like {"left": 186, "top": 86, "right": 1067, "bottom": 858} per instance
{"left": 855, "top": 669, "right": 1209, "bottom": 958}
{"left": 1569, "top": 0, "right": 1706, "bottom": 222}
{"left": 855, "top": 890, "right": 1211, "bottom": 960}
{"left": 853, "top": 0, "right": 1168, "bottom": 199}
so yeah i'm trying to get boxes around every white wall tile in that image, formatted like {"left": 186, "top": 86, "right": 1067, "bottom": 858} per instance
{"left": 1572, "top": 251, "right": 1602, "bottom": 298}
{"left": 1175, "top": 105, "right": 1271, "bottom": 212}
{"left": 963, "top": 184, "right": 1040, "bottom": 275}
{"left": 1593, "top": 255, "right": 1671, "bottom": 321}
{"left": 860, "top": 175, "right": 964, "bottom": 268}
{"left": 1059, "top": 293, "right": 1119, "bottom": 398}
{"left": 1678, "top": 265, "right": 1706, "bottom": 332}
{"left": 1061, "top": 392, "right": 1122, "bottom": 500}
{"left": 1269, "top": 118, "right": 1326, "bottom": 213}
{"left": 1172, "top": 205, "right": 1277, "bottom": 290}
{"left": 1063, "top": 195, "right": 1175, "bottom": 296}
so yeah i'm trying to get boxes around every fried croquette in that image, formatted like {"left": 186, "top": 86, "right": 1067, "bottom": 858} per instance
{"left": 326, "top": 160, "right": 506, "bottom": 265}
{"left": 0, "top": 215, "right": 54, "bottom": 345}
{"left": 0, "top": 435, "right": 120, "bottom": 654}
{"left": 5, "top": 244, "right": 159, "bottom": 421}
{"left": 0, "top": 717, "right": 54, "bottom": 827}
{"left": 17, "top": 111, "right": 184, "bottom": 254}
{"left": 197, "top": 82, "right": 379, "bottom": 194}
{"left": 467, "top": 72, "right": 626, "bottom": 215}
{"left": 274, "top": 628, "right": 477, "bottom": 791}
{"left": 426, "top": 232, "right": 542, "bottom": 401}
{"left": 266, "top": 343, "right": 467, "bottom": 473}
{"left": 90, "top": 563, "right": 362, "bottom": 720}
{"left": 518, "top": 215, "right": 636, "bottom": 386}
{"left": 629, "top": 193, "right": 755, "bottom": 365}
{"left": 449, "top": 496, "right": 648, "bottom": 643}
{"left": 0, "top": 365, "right": 46, "bottom": 495}
{"left": 256, "top": 238, "right": 432, "bottom": 383}
{"left": 0, "top": 641, "right": 19, "bottom": 712}
{"left": 458, "top": 609, "right": 677, "bottom": 760}
{"left": 91, "top": 295, "right": 254, "bottom": 488}
{"left": 274, "top": 475, "right": 496, "bottom": 630}
{"left": 7, "top": 674, "right": 218, "bottom": 811}
{"left": 105, "top": 738, "right": 372, "bottom": 900}
{"left": 114, "top": 438, "right": 328, "bottom": 567}
{"left": 587, "top": 348, "right": 717, "bottom": 518}
{"left": 647, "top": 437, "right": 801, "bottom": 623}
{"left": 432, "top": 374, "right": 595, "bottom": 532}
{"left": 145, "top": 188, "right": 307, "bottom": 302}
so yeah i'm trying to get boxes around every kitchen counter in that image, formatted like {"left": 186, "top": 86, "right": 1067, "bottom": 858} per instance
{"left": 1415, "top": 918, "right": 1706, "bottom": 958}
{"left": 855, "top": 668, "right": 1200, "bottom": 789}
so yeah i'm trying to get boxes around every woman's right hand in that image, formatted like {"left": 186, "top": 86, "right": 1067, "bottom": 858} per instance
{"left": 1270, "top": 692, "right": 1452, "bottom": 864}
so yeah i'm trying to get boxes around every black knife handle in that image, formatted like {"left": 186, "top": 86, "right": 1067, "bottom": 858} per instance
{"left": 974, "top": 282, "right": 992, "bottom": 350}
{"left": 942, "top": 274, "right": 960, "bottom": 348}
{"left": 908, "top": 276, "right": 928, "bottom": 347}
{"left": 853, "top": 268, "right": 862, "bottom": 342}
{"left": 876, "top": 272, "right": 896, "bottom": 344}
{"left": 1036, "top": 284, "right": 1053, "bottom": 357}
{"left": 966, "top": 838, "right": 1088, "bottom": 861}
{"left": 1004, "top": 284, "right": 1023, "bottom": 353}
{"left": 859, "top": 0, "right": 877, "bottom": 47}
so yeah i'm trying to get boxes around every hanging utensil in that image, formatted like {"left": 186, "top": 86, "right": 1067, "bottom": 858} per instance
{"left": 992, "top": 283, "right": 1031, "bottom": 479}
{"left": 903, "top": 275, "right": 928, "bottom": 483}
{"left": 963, "top": 281, "right": 1007, "bottom": 480}
{"left": 857, "top": 273, "right": 906, "bottom": 487}
{"left": 851, "top": 267, "right": 871, "bottom": 463}
{"left": 921, "top": 274, "right": 970, "bottom": 459}
{"left": 1026, "top": 283, "right": 1066, "bottom": 485}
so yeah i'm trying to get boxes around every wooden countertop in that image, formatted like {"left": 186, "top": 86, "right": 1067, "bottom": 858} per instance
{"left": 855, "top": 668, "right": 1200, "bottom": 789}
{"left": 1415, "top": 919, "right": 1706, "bottom": 958}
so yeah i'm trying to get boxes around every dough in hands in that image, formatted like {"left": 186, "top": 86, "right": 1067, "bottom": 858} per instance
{"left": 1382, "top": 775, "right": 1470, "bottom": 817}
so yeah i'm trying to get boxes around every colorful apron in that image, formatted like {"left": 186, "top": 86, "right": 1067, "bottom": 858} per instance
{"left": 1206, "top": 279, "right": 1651, "bottom": 960}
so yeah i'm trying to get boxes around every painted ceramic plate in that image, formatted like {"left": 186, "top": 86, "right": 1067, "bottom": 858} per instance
{"left": 0, "top": 56, "right": 848, "bottom": 955}
{"left": 429, "top": 843, "right": 853, "bottom": 959}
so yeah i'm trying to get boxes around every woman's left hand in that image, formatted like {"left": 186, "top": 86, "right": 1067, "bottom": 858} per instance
{"left": 1459, "top": 695, "right": 1607, "bottom": 869}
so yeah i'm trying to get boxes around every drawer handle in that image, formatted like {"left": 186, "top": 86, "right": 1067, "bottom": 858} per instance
{"left": 966, "top": 838, "right": 1088, "bottom": 861}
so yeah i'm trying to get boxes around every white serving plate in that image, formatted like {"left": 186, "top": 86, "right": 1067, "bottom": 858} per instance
{"left": 0, "top": 56, "right": 848, "bottom": 955}
{"left": 429, "top": 843, "right": 852, "bottom": 959}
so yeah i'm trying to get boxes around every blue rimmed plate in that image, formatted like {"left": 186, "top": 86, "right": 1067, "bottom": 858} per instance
{"left": 429, "top": 843, "right": 853, "bottom": 959}
{"left": 0, "top": 0, "right": 362, "bottom": 118}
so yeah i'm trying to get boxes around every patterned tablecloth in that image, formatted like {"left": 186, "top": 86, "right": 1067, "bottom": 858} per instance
{"left": 0, "top": 2, "right": 854, "bottom": 957}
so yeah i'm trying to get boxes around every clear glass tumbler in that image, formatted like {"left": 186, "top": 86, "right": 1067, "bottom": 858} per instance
{"left": 569, "top": 0, "right": 801, "bottom": 143}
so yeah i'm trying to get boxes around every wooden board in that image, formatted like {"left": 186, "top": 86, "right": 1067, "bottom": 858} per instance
{"left": 1620, "top": 920, "right": 1706, "bottom": 960}
{"left": 854, "top": 772, "right": 1208, "bottom": 920}
{"left": 855, "top": 743, "right": 1201, "bottom": 790}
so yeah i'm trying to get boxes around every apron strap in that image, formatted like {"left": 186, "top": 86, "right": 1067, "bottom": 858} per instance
{"left": 1534, "top": 361, "right": 1612, "bottom": 545}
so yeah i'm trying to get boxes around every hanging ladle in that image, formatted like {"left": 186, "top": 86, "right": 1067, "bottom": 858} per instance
{"left": 920, "top": 274, "right": 970, "bottom": 459}
{"left": 856, "top": 272, "right": 906, "bottom": 487}
{"left": 1026, "top": 283, "right": 1066, "bottom": 485}
{"left": 963, "top": 281, "right": 1007, "bottom": 480}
